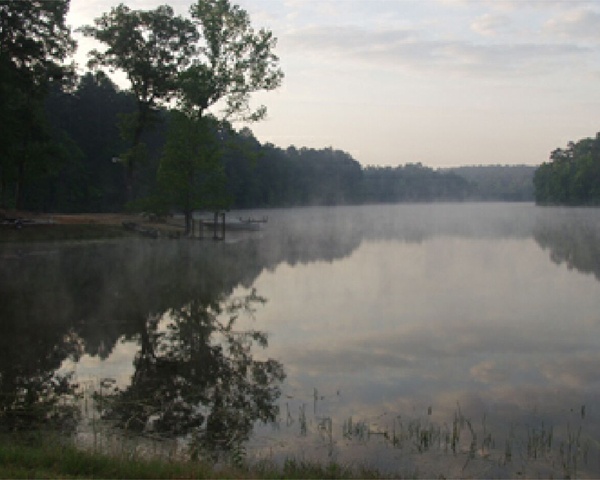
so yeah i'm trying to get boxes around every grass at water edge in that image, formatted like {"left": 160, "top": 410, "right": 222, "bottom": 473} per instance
{"left": 0, "top": 224, "right": 133, "bottom": 243}
{"left": 0, "top": 438, "right": 386, "bottom": 479}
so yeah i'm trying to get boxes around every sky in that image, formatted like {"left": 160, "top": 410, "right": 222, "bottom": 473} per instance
{"left": 67, "top": 0, "right": 600, "bottom": 168}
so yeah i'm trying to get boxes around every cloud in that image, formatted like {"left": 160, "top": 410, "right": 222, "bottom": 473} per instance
{"left": 471, "top": 13, "right": 511, "bottom": 36}
{"left": 282, "top": 24, "right": 589, "bottom": 77}
{"left": 284, "top": 24, "right": 416, "bottom": 54}
{"left": 440, "top": 0, "right": 577, "bottom": 13}
{"left": 544, "top": 9, "right": 600, "bottom": 42}
{"left": 436, "top": 0, "right": 469, "bottom": 6}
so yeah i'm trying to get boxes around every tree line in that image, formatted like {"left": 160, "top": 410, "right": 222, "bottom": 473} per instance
{"left": 8, "top": 69, "right": 537, "bottom": 214}
{"left": 534, "top": 133, "right": 600, "bottom": 205}
{"left": 1, "top": 0, "right": 536, "bottom": 222}
{"left": 1, "top": 0, "right": 284, "bottom": 232}
{"left": 448, "top": 165, "right": 535, "bottom": 202}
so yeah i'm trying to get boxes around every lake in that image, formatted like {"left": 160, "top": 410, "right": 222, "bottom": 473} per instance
{"left": 2, "top": 203, "right": 600, "bottom": 477}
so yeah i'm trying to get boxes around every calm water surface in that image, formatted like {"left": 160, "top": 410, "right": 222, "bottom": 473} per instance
{"left": 2, "top": 203, "right": 600, "bottom": 477}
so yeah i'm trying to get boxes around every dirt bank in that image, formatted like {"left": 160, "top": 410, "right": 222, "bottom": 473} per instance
{"left": 0, "top": 210, "right": 185, "bottom": 243}
{"left": 0, "top": 209, "right": 136, "bottom": 226}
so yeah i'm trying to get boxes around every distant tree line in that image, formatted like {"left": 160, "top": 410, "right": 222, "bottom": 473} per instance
{"left": 362, "top": 164, "right": 473, "bottom": 203}
{"left": 448, "top": 165, "right": 535, "bottom": 201}
{"left": 2, "top": 72, "right": 537, "bottom": 212}
{"left": 534, "top": 133, "right": 600, "bottom": 205}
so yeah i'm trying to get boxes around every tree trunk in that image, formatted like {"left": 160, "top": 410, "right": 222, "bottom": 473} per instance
{"left": 125, "top": 105, "right": 150, "bottom": 204}
{"left": 15, "top": 149, "right": 26, "bottom": 211}
{"left": 0, "top": 165, "right": 6, "bottom": 208}
{"left": 125, "top": 158, "right": 135, "bottom": 205}
{"left": 185, "top": 209, "right": 193, "bottom": 236}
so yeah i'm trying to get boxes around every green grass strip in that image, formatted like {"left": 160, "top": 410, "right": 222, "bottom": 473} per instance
{"left": 0, "top": 438, "right": 388, "bottom": 479}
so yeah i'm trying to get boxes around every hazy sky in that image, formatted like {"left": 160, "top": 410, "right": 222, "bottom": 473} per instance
{"left": 68, "top": 0, "right": 600, "bottom": 168}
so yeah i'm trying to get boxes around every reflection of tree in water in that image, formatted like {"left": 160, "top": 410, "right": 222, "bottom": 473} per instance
{"left": 0, "top": 370, "right": 79, "bottom": 434}
{"left": 534, "top": 214, "right": 600, "bottom": 281}
{"left": 0, "top": 311, "right": 81, "bottom": 434}
{"left": 0, "top": 240, "right": 285, "bottom": 445}
{"left": 97, "top": 289, "right": 284, "bottom": 458}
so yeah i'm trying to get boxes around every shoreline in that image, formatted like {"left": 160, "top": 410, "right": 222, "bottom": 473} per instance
{"left": 0, "top": 209, "right": 186, "bottom": 242}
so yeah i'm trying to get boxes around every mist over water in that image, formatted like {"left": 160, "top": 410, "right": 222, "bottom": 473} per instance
{"left": 2, "top": 203, "right": 600, "bottom": 477}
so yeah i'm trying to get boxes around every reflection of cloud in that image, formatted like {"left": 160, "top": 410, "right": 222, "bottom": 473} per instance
{"left": 63, "top": 339, "right": 136, "bottom": 387}
{"left": 284, "top": 347, "right": 414, "bottom": 374}
{"left": 358, "top": 321, "right": 589, "bottom": 360}
{"left": 540, "top": 353, "right": 600, "bottom": 388}
{"left": 470, "top": 360, "right": 509, "bottom": 383}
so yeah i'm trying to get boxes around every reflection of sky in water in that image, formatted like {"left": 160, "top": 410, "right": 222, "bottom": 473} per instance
{"left": 251, "top": 237, "right": 600, "bottom": 392}
{"left": 234, "top": 234, "right": 600, "bottom": 476}
{"left": 62, "top": 341, "right": 137, "bottom": 386}
{"left": 43, "top": 205, "right": 600, "bottom": 476}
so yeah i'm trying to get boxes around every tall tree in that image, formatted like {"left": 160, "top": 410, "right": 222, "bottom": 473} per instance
{"left": 534, "top": 133, "right": 600, "bottom": 205}
{"left": 157, "top": 0, "right": 283, "bottom": 230}
{"left": 158, "top": 112, "right": 231, "bottom": 234}
{"left": 177, "top": 0, "right": 284, "bottom": 122}
{"left": 81, "top": 5, "right": 197, "bottom": 202}
{"left": 0, "top": 0, "right": 75, "bottom": 209}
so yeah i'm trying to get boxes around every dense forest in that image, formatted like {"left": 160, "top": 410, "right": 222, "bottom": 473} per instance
{"left": 3, "top": 71, "right": 537, "bottom": 213}
{"left": 448, "top": 165, "right": 535, "bottom": 201}
{"left": 534, "top": 133, "right": 600, "bottom": 205}
{"left": 1, "top": 0, "right": 537, "bottom": 218}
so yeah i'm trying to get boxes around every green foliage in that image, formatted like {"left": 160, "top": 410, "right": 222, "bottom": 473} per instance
{"left": 449, "top": 165, "right": 535, "bottom": 201}
{"left": 152, "top": 0, "right": 284, "bottom": 226}
{"left": 20, "top": 126, "right": 86, "bottom": 212}
{"left": 80, "top": 3, "right": 195, "bottom": 108}
{"left": 0, "top": 438, "right": 220, "bottom": 479}
{"left": 0, "top": 0, "right": 75, "bottom": 91}
{"left": 80, "top": 0, "right": 283, "bottom": 205}
{"left": 222, "top": 144, "right": 364, "bottom": 207}
{"left": 43, "top": 73, "right": 134, "bottom": 211}
{"left": 0, "top": 0, "right": 540, "bottom": 213}
{"left": 0, "top": 438, "right": 383, "bottom": 479}
{"left": 178, "top": 0, "right": 284, "bottom": 122}
{"left": 0, "top": 0, "right": 76, "bottom": 209}
{"left": 362, "top": 163, "right": 473, "bottom": 203}
{"left": 37, "top": 80, "right": 536, "bottom": 212}
{"left": 534, "top": 133, "right": 600, "bottom": 205}
{"left": 81, "top": 3, "right": 197, "bottom": 201}
{"left": 158, "top": 111, "right": 232, "bottom": 230}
